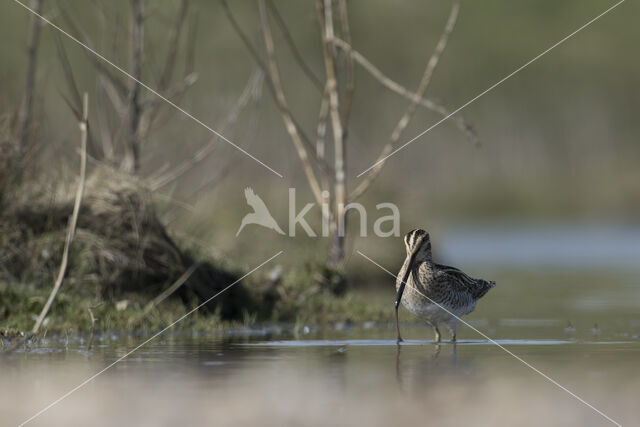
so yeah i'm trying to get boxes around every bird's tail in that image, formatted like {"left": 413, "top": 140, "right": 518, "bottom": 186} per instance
{"left": 475, "top": 279, "right": 495, "bottom": 299}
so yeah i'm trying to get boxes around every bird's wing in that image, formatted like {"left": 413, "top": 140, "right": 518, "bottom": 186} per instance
{"left": 244, "top": 187, "right": 269, "bottom": 212}
{"left": 435, "top": 263, "right": 495, "bottom": 299}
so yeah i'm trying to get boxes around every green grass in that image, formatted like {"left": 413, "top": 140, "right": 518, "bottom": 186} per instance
{"left": 0, "top": 267, "right": 391, "bottom": 339}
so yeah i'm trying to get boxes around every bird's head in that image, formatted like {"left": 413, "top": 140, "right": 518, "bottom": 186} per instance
{"left": 404, "top": 228, "right": 432, "bottom": 262}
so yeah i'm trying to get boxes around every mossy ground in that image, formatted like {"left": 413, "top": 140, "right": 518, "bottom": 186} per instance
{"left": 0, "top": 167, "right": 391, "bottom": 340}
{"left": 0, "top": 268, "right": 390, "bottom": 339}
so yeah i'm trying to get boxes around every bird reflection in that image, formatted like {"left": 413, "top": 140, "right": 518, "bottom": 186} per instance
{"left": 395, "top": 342, "right": 466, "bottom": 393}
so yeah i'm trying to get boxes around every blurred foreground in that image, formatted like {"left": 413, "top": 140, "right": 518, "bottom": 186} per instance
{"left": 3, "top": 324, "right": 639, "bottom": 427}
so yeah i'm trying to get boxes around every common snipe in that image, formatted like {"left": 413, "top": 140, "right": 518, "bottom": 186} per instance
{"left": 395, "top": 229, "right": 495, "bottom": 343}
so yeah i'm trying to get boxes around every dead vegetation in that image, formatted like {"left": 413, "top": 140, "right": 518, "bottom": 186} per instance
{"left": 1, "top": 163, "right": 260, "bottom": 321}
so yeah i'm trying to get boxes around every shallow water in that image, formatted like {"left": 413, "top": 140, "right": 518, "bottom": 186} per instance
{"left": 3, "top": 226, "right": 640, "bottom": 426}
{"left": 2, "top": 322, "right": 639, "bottom": 427}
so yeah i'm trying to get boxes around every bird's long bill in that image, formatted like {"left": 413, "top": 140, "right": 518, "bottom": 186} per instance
{"left": 395, "top": 251, "right": 417, "bottom": 309}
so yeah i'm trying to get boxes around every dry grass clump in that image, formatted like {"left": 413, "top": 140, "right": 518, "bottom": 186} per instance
{"left": 0, "top": 165, "right": 256, "bottom": 320}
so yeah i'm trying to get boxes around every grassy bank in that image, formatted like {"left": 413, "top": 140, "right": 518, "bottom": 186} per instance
{"left": 0, "top": 274, "right": 389, "bottom": 338}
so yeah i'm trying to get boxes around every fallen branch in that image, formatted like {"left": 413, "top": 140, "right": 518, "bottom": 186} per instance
{"left": 32, "top": 93, "right": 89, "bottom": 334}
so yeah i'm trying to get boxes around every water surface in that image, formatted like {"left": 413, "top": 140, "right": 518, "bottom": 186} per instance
{"left": 3, "top": 322, "right": 639, "bottom": 427}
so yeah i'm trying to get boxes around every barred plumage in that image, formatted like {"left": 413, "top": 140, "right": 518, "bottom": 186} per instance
{"left": 394, "top": 229, "right": 495, "bottom": 343}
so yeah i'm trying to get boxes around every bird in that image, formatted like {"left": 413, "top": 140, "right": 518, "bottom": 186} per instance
{"left": 236, "top": 187, "right": 285, "bottom": 236}
{"left": 395, "top": 229, "right": 495, "bottom": 343}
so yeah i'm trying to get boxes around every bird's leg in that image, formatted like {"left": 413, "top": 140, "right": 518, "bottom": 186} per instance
{"left": 395, "top": 306, "right": 403, "bottom": 343}
{"left": 433, "top": 325, "right": 441, "bottom": 343}
{"left": 448, "top": 320, "right": 458, "bottom": 343}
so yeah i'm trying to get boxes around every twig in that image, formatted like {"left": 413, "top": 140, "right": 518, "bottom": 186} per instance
{"left": 337, "top": 0, "right": 355, "bottom": 127}
{"left": 153, "top": 192, "right": 197, "bottom": 212}
{"left": 143, "top": 263, "right": 200, "bottom": 314}
{"left": 137, "top": 71, "right": 198, "bottom": 142}
{"left": 318, "top": 0, "right": 346, "bottom": 264}
{"left": 55, "top": 34, "right": 102, "bottom": 159}
{"left": 316, "top": 84, "right": 329, "bottom": 161}
{"left": 138, "top": 0, "right": 193, "bottom": 142}
{"left": 54, "top": 35, "right": 82, "bottom": 118}
{"left": 350, "top": 1, "right": 462, "bottom": 201}
{"left": 184, "top": 11, "right": 198, "bottom": 76}
{"left": 157, "top": 0, "right": 189, "bottom": 91}
{"left": 16, "top": 0, "right": 44, "bottom": 157}
{"left": 221, "top": 0, "right": 332, "bottom": 186}
{"left": 87, "top": 305, "right": 97, "bottom": 350}
{"left": 266, "top": 0, "right": 323, "bottom": 91}
{"left": 32, "top": 93, "right": 89, "bottom": 334}
{"left": 125, "top": 0, "right": 144, "bottom": 173}
{"left": 330, "top": 36, "right": 477, "bottom": 145}
{"left": 148, "top": 69, "right": 261, "bottom": 191}
{"left": 392, "top": 1, "right": 460, "bottom": 141}
{"left": 60, "top": 8, "right": 129, "bottom": 97}
{"left": 256, "top": 0, "right": 323, "bottom": 204}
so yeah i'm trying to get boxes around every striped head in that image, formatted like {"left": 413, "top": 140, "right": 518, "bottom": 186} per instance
{"left": 403, "top": 229, "right": 432, "bottom": 261}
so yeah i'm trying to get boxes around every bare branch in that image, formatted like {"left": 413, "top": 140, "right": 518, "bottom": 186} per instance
{"left": 123, "top": 0, "right": 144, "bottom": 173}
{"left": 266, "top": 0, "right": 323, "bottom": 91}
{"left": 318, "top": 0, "right": 346, "bottom": 265}
{"left": 315, "top": 84, "right": 331, "bottom": 196}
{"left": 350, "top": 1, "right": 462, "bottom": 201}
{"left": 221, "top": 0, "right": 325, "bottom": 203}
{"left": 55, "top": 34, "right": 103, "bottom": 159}
{"left": 149, "top": 70, "right": 261, "bottom": 191}
{"left": 184, "top": 12, "right": 198, "bottom": 75}
{"left": 32, "top": 93, "right": 89, "bottom": 334}
{"left": 16, "top": 0, "right": 44, "bottom": 156}
{"left": 54, "top": 35, "right": 82, "bottom": 117}
{"left": 98, "top": 73, "right": 127, "bottom": 115}
{"left": 330, "top": 37, "right": 477, "bottom": 145}
{"left": 258, "top": 0, "right": 323, "bottom": 204}
{"left": 141, "top": 73, "right": 198, "bottom": 111}
{"left": 157, "top": 0, "right": 189, "bottom": 91}
{"left": 60, "top": 8, "right": 129, "bottom": 97}
{"left": 392, "top": 1, "right": 460, "bottom": 140}
{"left": 337, "top": 0, "right": 355, "bottom": 127}
{"left": 221, "top": 0, "right": 332, "bottom": 176}
{"left": 316, "top": 83, "right": 329, "bottom": 161}
{"left": 137, "top": 72, "right": 198, "bottom": 142}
